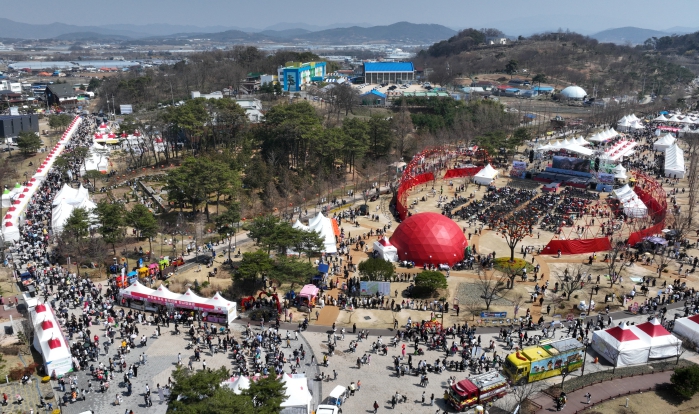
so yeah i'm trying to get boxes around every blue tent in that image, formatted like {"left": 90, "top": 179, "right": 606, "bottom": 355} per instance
{"left": 127, "top": 271, "right": 138, "bottom": 277}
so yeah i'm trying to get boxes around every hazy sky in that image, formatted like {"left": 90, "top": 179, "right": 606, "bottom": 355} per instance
{"left": 6, "top": 0, "right": 699, "bottom": 34}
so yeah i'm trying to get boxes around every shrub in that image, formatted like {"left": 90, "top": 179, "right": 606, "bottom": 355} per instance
{"left": 671, "top": 365, "right": 699, "bottom": 399}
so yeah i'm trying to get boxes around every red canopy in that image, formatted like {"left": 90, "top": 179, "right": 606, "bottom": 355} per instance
{"left": 606, "top": 326, "right": 640, "bottom": 342}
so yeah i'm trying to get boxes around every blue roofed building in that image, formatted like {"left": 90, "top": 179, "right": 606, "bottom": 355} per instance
{"left": 279, "top": 61, "right": 327, "bottom": 92}
{"left": 360, "top": 90, "right": 387, "bottom": 106}
{"left": 363, "top": 62, "right": 415, "bottom": 84}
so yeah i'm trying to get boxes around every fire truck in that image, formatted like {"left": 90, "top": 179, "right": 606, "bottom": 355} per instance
{"left": 445, "top": 371, "right": 509, "bottom": 411}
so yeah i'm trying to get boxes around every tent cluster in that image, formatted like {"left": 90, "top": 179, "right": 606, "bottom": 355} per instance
{"left": 654, "top": 112, "right": 699, "bottom": 124}
{"left": 292, "top": 212, "right": 340, "bottom": 254}
{"left": 664, "top": 143, "right": 685, "bottom": 179}
{"left": 51, "top": 184, "right": 97, "bottom": 234}
{"left": 535, "top": 137, "right": 592, "bottom": 156}
{"left": 30, "top": 303, "right": 73, "bottom": 377}
{"left": 119, "top": 281, "right": 237, "bottom": 323}
{"left": 611, "top": 184, "right": 647, "bottom": 218}
{"left": 617, "top": 114, "right": 645, "bottom": 132}
{"left": 591, "top": 319, "right": 681, "bottom": 366}
{"left": 473, "top": 164, "right": 499, "bottom": 185}
{"left": 587, "top": 128, "right": 619, "bottom": 143}
{"left": 3, "top": 117, "right": 83, "bottom": 242}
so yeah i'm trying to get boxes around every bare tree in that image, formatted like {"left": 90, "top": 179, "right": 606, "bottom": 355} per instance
{"left": 653, "top": 245, "right": 674, "bottom": 278}
{"left": 476, "top": 270, "right": 508, "bottom": 310}
{"left": 461, "top": 299, "right": 482, "bottom": 321}
{"left": 605, "top": 241, "right": 628, "bottom": 287}
{"left": 554, "top": 264, "right": 590, "bottom": 301}
{"left": 496, "top": 381, "right": 547, "bottom": 412}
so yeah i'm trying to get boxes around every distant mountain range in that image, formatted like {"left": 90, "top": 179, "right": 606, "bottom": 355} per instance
{"left": 590, "top": 26, "right": 699, "bottom": 45}
{"left": 591, "top": 27, "right": 672, "bottom": 45}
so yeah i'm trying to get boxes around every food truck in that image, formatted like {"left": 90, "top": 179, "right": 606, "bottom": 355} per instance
{"left": 445, "top": 371, "right": 508, "bottom": 411}
{"left": 503, "top": 338, "right": 585, "bottom": 385}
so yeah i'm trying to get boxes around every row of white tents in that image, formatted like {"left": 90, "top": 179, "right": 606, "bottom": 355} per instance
{"left": 292, "top": 212, "right": 338, "bottom": 254}
{"left": 3, "top": 117, "right": 83, "bottom": 242}
{"left": 654, "top": 113, "right": 699, "bottom": 124}
{"left": 653, "top": 133, "right": 676, "bottom": 151}
{"left": 591, "top": 319, "right": 681, "bottom": 367}
{"left": 535, "top": 136, "right": 593, "bottom": 156}
{"left": 588, "top": 128, "right": 620, "bottom": 143}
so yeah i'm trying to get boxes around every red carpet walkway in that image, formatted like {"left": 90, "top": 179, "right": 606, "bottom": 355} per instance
{"left": 530, "top": 369, "right": 673, "bottom": 413}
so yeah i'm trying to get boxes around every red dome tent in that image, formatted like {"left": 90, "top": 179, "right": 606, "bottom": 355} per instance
{"left": 390, "top": 212, "right": 467, "bottom": 266}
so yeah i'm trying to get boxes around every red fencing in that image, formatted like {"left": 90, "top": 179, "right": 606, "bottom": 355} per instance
{"left": 396, "top": 172, "right": 435, "bottom": 220}
{"left": 627, "top": 221, "right": 665, "bottom": 246}
{"left": 541, "top": 237, "right": 612, "bottom": 255}
{"left": 443, "top": 167, "right": 481, "bottom": 179}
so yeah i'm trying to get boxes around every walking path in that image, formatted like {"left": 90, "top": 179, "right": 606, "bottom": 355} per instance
{"left": 530, "top": 369, "right": 673, "bottom": 413}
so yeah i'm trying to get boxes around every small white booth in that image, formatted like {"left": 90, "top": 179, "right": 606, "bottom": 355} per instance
{"left": 372, "top": 237, "right": 399, "bottom": 262}
{"left": 474, "top": 164, "right": 498, "bottom": 185}
{"left": 591, "top": 322, "right": 651, "bottom": 366}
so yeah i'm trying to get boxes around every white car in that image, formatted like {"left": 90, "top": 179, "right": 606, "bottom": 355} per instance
{"left": 317, "top": 405, "right": 340, "bottom": 414}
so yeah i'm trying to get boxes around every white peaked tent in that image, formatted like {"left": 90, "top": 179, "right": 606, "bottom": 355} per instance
{"left": 653, "top": 134, "right": 676, "bottom": 151}
{"left": 664, "top": 143, "right": 685, "bottom": 179}
{"left": 591, "top": 322, "right": 651, "bottom": 366}
{"left": 279, "top": 374, "right": 313, "bottom": 413}
{"left": 654, "top": 114, "right": 668, "bottom": 122}
{"left": 372, "top": 237, "right": 399, "bottom": 262}
{"left": 673, "top": 314, "right": 699, "bottom": 345}
{"left": 52, "top": 198, "right": 97, "bottom": 234}
{"left": 225, "top": 376, "right": 252, "bottom": 394}
{"left": 632, "top": 318, "right": 681, "bottom": 359}
{"left": 612, "top": 184, "right": 647, "bottom": 218}
{"left": 617, "top": 119, "right": 631, "bottom": 131}
{"left": 668, "top": 114, "right": 682, "bottom": 123}
{"left": 681, "top": 116, "right": 695, "bottom": 124}
{"left": 52, "top": 184, "right": 89, "bottom": 206}
{"left": 612, "top": 164, "right": 628, "bottom": 180}
{"left": 575, "top": 136, "right": 589, "bottom": 146}
{"left": 293, "top": 212, "right": 337, "bottom": 254}
{"left": 473, "top": 164, "right": 498, "bottom": 185}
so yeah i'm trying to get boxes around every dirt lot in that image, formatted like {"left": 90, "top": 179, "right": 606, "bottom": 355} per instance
{"left": 589, "top": 388, "right": 699, "bottom": 414}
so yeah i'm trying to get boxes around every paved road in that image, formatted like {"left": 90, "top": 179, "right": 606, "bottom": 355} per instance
{"left": 530, "top": 369, "right": 673, "bottom": 413}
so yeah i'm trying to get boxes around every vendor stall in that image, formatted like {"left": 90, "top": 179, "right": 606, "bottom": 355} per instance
{"left": 119, "top": 281, "right": 237, "bottom": 323}
{"left": 372, "top": 237, "right": 399, "bottom": 262}
{"left": 591, "top": 322, "right": 651, "bottom": 366}
{"left": 673, "top": 314, "right": 699, "bottom": 346}
{"left": 298, "top": 284, "right": 319, "bottom": 308}
{"left": 632, "top": 318, "right": 681, "bottom": 359}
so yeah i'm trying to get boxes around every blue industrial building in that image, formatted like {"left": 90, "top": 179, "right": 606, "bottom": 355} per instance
{"left": 279, "top": 62, "right": 327, "bottom": 92}
{"left": 363, "top": 62, "right": 415, "bottom": 84}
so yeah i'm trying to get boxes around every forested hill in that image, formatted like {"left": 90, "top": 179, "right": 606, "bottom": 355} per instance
{"left": 646, "top": 31, "right": 699, "bottom": 55}
{"left": 417, "top": 30, "right": 695, "bottom": 98}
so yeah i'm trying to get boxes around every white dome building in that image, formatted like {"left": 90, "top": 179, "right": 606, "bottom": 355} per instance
{"left": 561, "top": 86, "right": 587, "bottom": 100}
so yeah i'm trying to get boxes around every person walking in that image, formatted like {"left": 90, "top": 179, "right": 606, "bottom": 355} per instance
{"left": 373, "top": 400, "right": 379, "bottom": 413}
{"left": 585, "top": 392, "right": 591, "bottom": 404}
{"left": 430, "top": 393, "right": 435, "bottom": 405}
{"left": 421, "top": 391, "right": 425, "bottom": 404}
